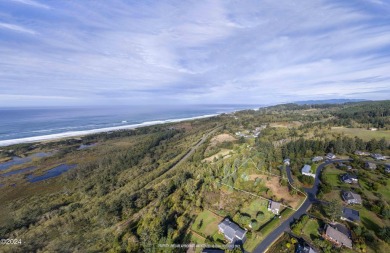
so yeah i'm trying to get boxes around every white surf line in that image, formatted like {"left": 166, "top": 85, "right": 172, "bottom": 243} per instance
{"left": 0, "top": 114, "right": 219, "bottom": 147}
{"left": 221, "top": 182, "right": 296, "bottom": 211}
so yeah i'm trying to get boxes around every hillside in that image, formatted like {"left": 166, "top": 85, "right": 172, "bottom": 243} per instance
{"left": 0, "top": 100, "right": 389, "bottom": 253}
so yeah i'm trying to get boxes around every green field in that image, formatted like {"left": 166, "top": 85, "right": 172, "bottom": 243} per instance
{"left": 302, "top": 219, "right": 320, "bottom": 241}
{"left": 241, "top": 204, "right": 295, "bottom": 252}
{"left": 239, "top": 199, "right": 275, "bottom": 252}
{"left": 331, "top": 127, "right": 389, "bottom": 141}
{"left": 239, "top": 199, "right": 273, "bottom": 229}
{"left": 191, "top": 210, "right": 223, "bottom": 238}
{"left": 322, "top": 165, "right": 346, "bottom": 187}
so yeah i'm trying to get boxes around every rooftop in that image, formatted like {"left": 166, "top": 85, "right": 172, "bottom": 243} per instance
{"left": 269, "top": 201, "right": 281, "bottom": 211}
{"left": 302, "top": 164, "right": 312, "bottom": 173}
{"left": 342, "top": 207, "right": 360, "bottom": 222}
{"left": 218, "top": 218, "right": 246, "bottom": 242}
{"left": 325, "top": 224, "right": 352, "bottom": 248}
{"left": 343, "top": 191, "right": 362, "bottom": 202}
{"left": 341, "top": 174, "right": 357, "bottom": 181}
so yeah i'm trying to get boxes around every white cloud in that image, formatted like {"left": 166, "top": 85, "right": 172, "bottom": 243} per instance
{"left": 0, "top": 0, "right": 389, "bottom": 106}
{"left": 0, "top": 22, "right": 36, "bottom": 34}
{"left": 10, "top": 0, "right": 50, "bottom": 9}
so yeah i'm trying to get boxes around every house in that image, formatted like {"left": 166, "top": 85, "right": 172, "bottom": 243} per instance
{"left": 218, "top": 218, "right": 247, "bottom": 243}
{"left": 302, "top": 164, "right": 316, "bottom": 178}
{"left": 365, "top": 162, "right": 377, "bottom": 170}
{"left": 341, "top": 207, "right": 360, "bottom": 222}
{"left": 372, "top": 153, "right": 385, "bottom": 160}
{"left": 386, "top": 165, "right": 390, "bottom": 173}
{"left": 296, "top": 241, "right": 318, "bottom": 253}
{"left": 355, "top": 150, "right": 370, "bottom": 156}
{"left": 326, "top": 153, "right": 336, "bottom": 160}
{"left": 312, "top": 156, "right": 323, "bottom": 162}
{"left": 268, "top": 200, "right": 281, "bottom": 215}
{"left": 341, "top": 174, "right": 358, "bottom": 184}
{"left": 369, "top": 127, "right": 378, "bottom": 131}
{"left": 323, "top": 224, "right": 352, "bottom": 248}
{"left": 342, "top": 191, "right": 362, "bottom": 205}
{"left": 283, "top": 158, "right": 290, "bottom": 166}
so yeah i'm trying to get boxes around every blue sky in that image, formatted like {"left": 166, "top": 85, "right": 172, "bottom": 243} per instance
{"left": 0, "top": 0, "right": 389, "bottom": 106}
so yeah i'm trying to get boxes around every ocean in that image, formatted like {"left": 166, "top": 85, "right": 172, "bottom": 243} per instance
{"left": 0, "top": 104, "right": 259, "bottom": 146}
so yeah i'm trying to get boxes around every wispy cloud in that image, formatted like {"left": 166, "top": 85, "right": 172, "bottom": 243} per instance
{"left": 10, "top": 0, "right": 50, "bottom": 9}
{"left": 0, "top": 0, "right": 389, "bottom": 106}
{"left": 0, "top": 22, "right": 36, "bottom": 34}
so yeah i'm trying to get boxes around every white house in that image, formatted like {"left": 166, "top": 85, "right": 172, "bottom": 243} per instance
{"left": 312, "top": 156, "right": 323, "bottom": 162}
{"left": 302, "top": 164, "right": 316, "bottom": 178}
{"left": 268, "top": 200, "right": 281, "bottom": 215}
{"left": 372, "top": 153, "right": 385, "bottom": 160}
{"left": 326, "top": 153, "right": 336, "bottom": 160}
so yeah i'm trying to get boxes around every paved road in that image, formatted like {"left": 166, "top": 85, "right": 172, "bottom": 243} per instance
{"left": 253, "top": 159, "right": 351, "bottom": 253}
{"left": 285, "top": 166, "right": 294, "bottom": 184}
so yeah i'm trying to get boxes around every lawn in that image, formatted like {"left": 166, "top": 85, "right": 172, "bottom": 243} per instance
{"left": 242, "top": 204, "right": 295, "bottom": 252}
{"left": 331, "top": 127, "right": 389, "bottom": 141}
{"left": 376, "top": 176, "right": 390, "bottom": 203}
{"left": 239, "top": 199, "right": 273, "bottom": 229}
{"left": 322, "top": 165, "right": 346, "bottom": 187}
{"left": 259, "top": 208, "right": 294, "bottom": 238}
{"left": 302, "top": 219, "right": 320, "bottom": 241}
{"left": 189, "top": 232, "right": 205, "bottom": 244}
{"left": 191, "top": 210, "right": 223, "bottom": 238}
{"left": 311, "top": 163, "right": 318, "bottom": 174}
{"left": 354, "top": 206, "right": 390, "bottom": 253}
{"left": 189, "top": 232, "right": 206, "bottom": 253}
{"left": 239, "top": 199, "right": 276, "bottom": 252}
{"left": 321, "top": 189, "right": 344, "bottom": 204}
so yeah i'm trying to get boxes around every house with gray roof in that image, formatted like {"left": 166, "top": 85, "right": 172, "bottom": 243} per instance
{"left": 312, "top": 156, "right": 323, "bottom": 163}
{"left": 341, "top": 207, "right": 360, "bottom": 223}
{"left": 326, "top": 153, "right": 336, "bottom": 160}
{"left": 296, "top": 242, "right": 318, "bottom": 253}
{"left": 323, "top": 224, "right": 352, "bottom": 248}
{"left": 372, "top": 153, "right": 385, "bottom": 160}
{"left": 342, "top": 191, "right": 362, "bottom": 205}
{"left": 365, "top": 162, "right": 377, "bottom": 170}
{"left": 218, "top": 218, "right": 247, "bottom": 243}
{"left": 341, "top": 174, "right": 358, "bottom": 184}
{"left": 355, "top": 150, "right": 370, "bottom": 156}
{"left": 302, "top": 164, "right": 315, "bottom": 178}
{"left": 268, "top": 200, "right": 281, "bottom": 215}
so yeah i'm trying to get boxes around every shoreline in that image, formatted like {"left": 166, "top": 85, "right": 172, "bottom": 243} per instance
{"left": 0, "top": 113, "right": 220, "bottom": 147}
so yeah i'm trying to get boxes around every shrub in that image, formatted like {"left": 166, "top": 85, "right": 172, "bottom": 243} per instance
{"left": 256, "top": 211, "right": 265, "bottom": 220}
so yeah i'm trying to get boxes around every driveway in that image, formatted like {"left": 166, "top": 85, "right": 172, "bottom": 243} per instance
{"left": 253, "top": 159, "right": 351, "bottom": 253}
{"left": 285, "top": 165, "right": 294, "bottom": 184}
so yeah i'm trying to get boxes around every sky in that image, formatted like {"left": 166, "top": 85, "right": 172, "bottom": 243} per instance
{"left": 0, "top": 0, "right": 389, "bottom": 107}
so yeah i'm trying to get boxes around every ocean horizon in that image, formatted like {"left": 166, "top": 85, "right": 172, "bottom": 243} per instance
{"left": 0, "top": 104, "right": 261, "bottom": 146}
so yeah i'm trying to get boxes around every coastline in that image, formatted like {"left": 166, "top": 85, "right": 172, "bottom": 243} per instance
{"left": 0, "top": 113, "right": 220, "bottom": 147}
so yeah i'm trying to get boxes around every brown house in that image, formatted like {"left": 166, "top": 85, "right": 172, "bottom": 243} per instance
{"left": 323, "top": 224, "right": 352, "bottom": 248}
